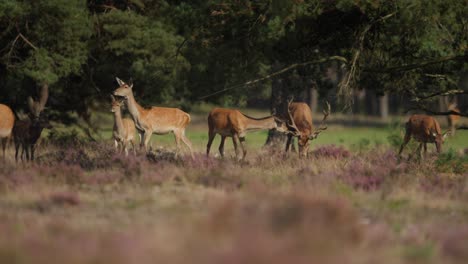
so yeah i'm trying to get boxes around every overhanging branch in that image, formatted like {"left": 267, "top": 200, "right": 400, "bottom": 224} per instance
{"left": 198, "top": 56, "right": 348, "bottom": 100}
{"left": 364, "top": 54, "right": 468, "bottom": 73}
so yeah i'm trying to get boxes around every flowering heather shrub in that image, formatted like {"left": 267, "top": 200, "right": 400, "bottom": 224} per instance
{"left": 47, "top": 191, "right": 81, "bottom": 206}
{"left": 336, "top": 150, "right": 405, "bottom": 191}
{"left": 311, "top": 145, "right": 351, "bottom": 159}
{"left": 437, "top": 225, "right": 468, "bottom": 262}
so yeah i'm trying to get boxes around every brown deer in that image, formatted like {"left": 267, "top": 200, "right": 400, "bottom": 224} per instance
{"left": 447, "top": 102, "right": 460, "bottom": 135}
{"left": 0, "top": 104, "right": 15, "bottom": 159}
{"left": 13, "top": 84, "right": 51, "bottom": 162}
{"left": 206, "top": 108, "right": 288, "bottom": 160}
{"left": 398, "top": 114, "right": 449, "bottom": 159}
{"left": 111, "top": 95, "right": 137, "bottom": 156}
{"left": 113, "top": 77, "right": 193, "bottom": 156}
{"left": 285, "top": 101, "right": 331, "bottom": 157}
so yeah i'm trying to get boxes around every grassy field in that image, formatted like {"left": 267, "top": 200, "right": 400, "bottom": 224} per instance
{"left": 1, "top": 109, "right": 467, "bottom": 264}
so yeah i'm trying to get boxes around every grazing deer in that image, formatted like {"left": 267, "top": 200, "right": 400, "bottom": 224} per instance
{"left": 111, "top": 95, "right": 137, "bottom": 156}
{"left": 447, "top": 102, "right": 460, "bottom": 135}
{"left": 206, "top": 108, "right": 288, "bottom": 160}
{"left": 398, "top": 114, "right": 449, "bottom": 159}
{"left": 285, "top": 101, "right": 331, "bottom": 157}
{"left": 113, "top": 77, "right": 193, "bottom": 156}
{"left": 13, "top": 84, "right": 51, "bottom": 162}
{"left": 0, "top": 104, "right": 15, "bottom": 160}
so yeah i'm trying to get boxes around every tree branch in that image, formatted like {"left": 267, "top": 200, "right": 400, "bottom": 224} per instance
{"left": 412, "top": 89, "right": 468, "bottom": 101}
{"left": 407, "top": 103, "right": 468, "bottom": 117}
{"left": 198, "top": 56, "right": 348, "bottom": 100}
{"left": 364, "top": 54, "right": 468, "bottom": 73}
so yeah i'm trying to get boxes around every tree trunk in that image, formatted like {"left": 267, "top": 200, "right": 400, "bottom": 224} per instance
{"left": 265, "top": 62, "right": 288, "bottom": 148}
{"left": 378, "top": 92, "right": 389, "bottom": 119}
{"left": 308, "top": 83, "right": 318, "bottom": 113}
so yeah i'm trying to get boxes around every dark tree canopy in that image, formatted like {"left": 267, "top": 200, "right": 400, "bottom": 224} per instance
{"left": 0, "top": 0, "right": 466, "bottom": 121}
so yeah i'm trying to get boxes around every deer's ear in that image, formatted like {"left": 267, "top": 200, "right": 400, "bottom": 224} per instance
{"left": 110, "top": 94, "right": 115, "bottom": 102}
{"left": 442, "top": 131, "right": 451, "bottom": 140}
{"left": 115, "top": 77, "right": 125, "bottom": 86}
{"left": 129, "top": 83, "right": 133, "bottom": 90}
{"left": 432, "top": 132, "right": 437, "bottom": 139}
{"left": 27, "top": 96, "right": 36, "bottom": 112}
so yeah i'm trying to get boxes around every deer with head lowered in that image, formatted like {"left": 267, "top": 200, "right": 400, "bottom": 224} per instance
{"left": 111, "top": 95, "right": 137, "bottom": 156}
{"left": 398, "top": 114, "right": 449, "bottom": 159}
{"left": 285, "top": 100, "right": 331, "bottom": 157}
{"left": 206, "top": 107, "right": 288, "bottom": 161}
{"left": 113, "top": 77, "right": 193, "bottom": 157}
{"left": 0, "top": 104, "right": 15, "bottom": 160}
{"left": 13, "top": 84, "right": 52, "bottom": 162}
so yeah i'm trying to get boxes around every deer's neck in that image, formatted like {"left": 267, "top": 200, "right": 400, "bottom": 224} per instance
{"left": 113, "top": 109, "right": 125, "bottom": 135}
{"left": 244, "top": 116, "right": 275, "bottom": 131}
{"left": 125, "top": 93, "right": 146, "bottom": 128}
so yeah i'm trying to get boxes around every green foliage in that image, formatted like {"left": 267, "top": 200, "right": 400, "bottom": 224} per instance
{"left": 436, "top": 148, "right": 468, "bottom": 174}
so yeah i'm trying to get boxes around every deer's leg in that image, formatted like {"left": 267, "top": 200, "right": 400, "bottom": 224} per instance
{"left": 24, "top": 144, "right": 30, "bottom": 161}
{"left": 1, "top": 138, "right": 6, "bottom": 160}
{"left": 180, "top": 130, "right": 194, "bottom": 158}
{"left": 398, "top": 132, "right": 411, "bottom": 157}
{"left": 173, "top": 131, "right": 182, "bottom": 156}
{"left": 206, "top": 131, "right": 215, "bottom": 156}
{"left": 114, "top": 139, "right": 119, "bottom": 151}
{"left": 232, "top": 135, "right": 240, "bottom": 160}
{"left": 218, "top": 136, "right": 226, "bottom": 158}
{"left": 285, "top": 134, "right": 293, "bottom": 153}
{"left": 423, "top": 143, "right": 427, "bottom": 157}
{"left": 130, "top": 139, "right": 136, "bottom": 156}
{"left": 31, "top": 144, "right": 36, "bottom": 161}
{"left": 239, "top": 137, "right": 247, "bottom": 160}
{"left": 142, "top": 131, "right": 152, "bottom": 153}
{"left": 14, "top": 141, "right": 19, "bottom": 162}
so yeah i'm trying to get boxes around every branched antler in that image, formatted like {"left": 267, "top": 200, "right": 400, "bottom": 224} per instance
{"left": 309, "top": 101, "right": 331, "bottom": 139}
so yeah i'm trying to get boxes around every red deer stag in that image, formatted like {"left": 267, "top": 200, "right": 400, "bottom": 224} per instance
{"left": 285, "top": 101, "right": 331, "bottom": 157}
{"left": 13, "top": 84, "right": 51, "bottom": 162}
{"left": 206, "top": 108, "right": 288, "bottom": 160}
{"left": 111, "top": 95, "right": 137, "bottom": 156}
{"left": 0, "top": 104, "right": 15, "bottom": 159}
{"left": 447, "top": 102, "right": 460, "bottom": 135}
{"left": 398, "top": 114, "right": 449, "bottom": 159}
{"left": 113, "top": 77, "right": 193, "bottom": 156}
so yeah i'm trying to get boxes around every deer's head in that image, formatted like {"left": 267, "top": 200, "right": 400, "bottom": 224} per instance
{"left": 27, "top": 84, "right": 49, "bottom": 122}
{"left": 113, "top": 77, "right": 133, "bottom": 99}
{"left": 433, "top": 131, "right": 450, "bottom": 153}
{"left": 110, "top": 95, "right": 124, "bottom": 113}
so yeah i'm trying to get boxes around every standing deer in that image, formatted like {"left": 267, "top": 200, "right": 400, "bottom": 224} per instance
{"left": 398, "top": 114, "right": 449, "bottom": 159}
{"left": 285, "top": 101, "right": 331, "bottom": 157}
{"left": 206, "top": 108, "right": 288, "bottom": 160}
{"left": 111, "top": 95, "right": 137, "bottom": 156}
{"left": 13, "top": 84, "right": 51, "bottom": 162}
{"left": 113, "top": 77, "right": 193, "bottom": 156}
{"left": 447, "top": 102, "right": 460, "bottom": 135}
{"left": 0, "top": 104, "right": 15, "bottom": 159}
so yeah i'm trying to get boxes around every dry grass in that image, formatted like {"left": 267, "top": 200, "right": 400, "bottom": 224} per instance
{"left": 0, "top": 141, "right": 467, "bottom": 264}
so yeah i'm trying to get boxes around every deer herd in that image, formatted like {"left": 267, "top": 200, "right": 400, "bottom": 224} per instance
{"left": 0, "top": 77, "right": 463, "bottom": 163}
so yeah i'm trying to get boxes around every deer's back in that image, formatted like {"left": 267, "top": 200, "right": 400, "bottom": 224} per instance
{"left": 0, "top": 104, "right": 15, "bottom": 137}
{"left": 289, "top": 103, "right": 313, "bottom": 135}
{"left": 208, "top": 108, "right": 245, "bottom": 134}
{"left": 141, "top": 107, "right": 191, "bottom": 129}
{"left": 407, "top": 114, "right": 441, "bottom": 141}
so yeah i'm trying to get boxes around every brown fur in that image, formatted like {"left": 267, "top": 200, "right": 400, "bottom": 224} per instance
{"left": 0, "top": 104, "right": 15, "bottom": 159}
{"left": 111, "top": 96, "right": 137, "bottom": 156}
{"left": 113, "top": 78, "right": 193, "bottom": 156}
{"left": 447, "top": 103, "right": 460, "bottom": 135}
{"left": 13, "top": 118, "right": 51, "bottom": 162}
{"left": 398, "top": 114, "right": 448, "bottom": 158}
{"left": 285, "top": 102, "right": 330, "bottom": 157}
{"left": 206, "top": 108, "right": 287, "bottom": 160}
